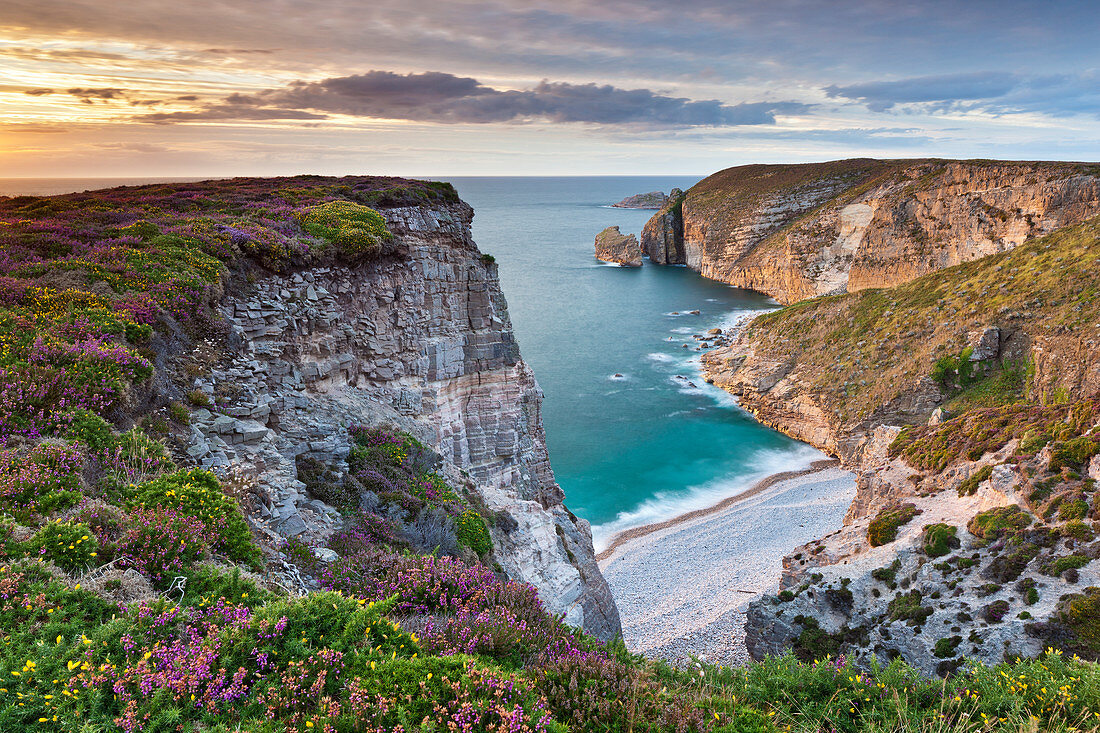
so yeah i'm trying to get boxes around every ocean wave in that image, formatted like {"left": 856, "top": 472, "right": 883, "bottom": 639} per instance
{"left": 591, "top": 443, "right": 825, "bottom": 552}
{"left": 644, "top": 352, "right": 678, "bottom": 364}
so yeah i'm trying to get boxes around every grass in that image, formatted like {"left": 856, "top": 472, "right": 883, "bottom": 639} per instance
{"left": 737, "top": 214, "right": 1100, "bottom": 427}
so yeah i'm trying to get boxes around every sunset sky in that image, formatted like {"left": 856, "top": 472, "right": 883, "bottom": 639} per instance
{"left": 2, "top": 0, "right": 1099, "bottom": 177}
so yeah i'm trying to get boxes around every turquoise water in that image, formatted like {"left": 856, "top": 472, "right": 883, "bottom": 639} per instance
{"left": 0, "top": 175, "right": 822, "bottom": 548}
{"left": 447, "top": 177, "right": 821, "bottom": 547}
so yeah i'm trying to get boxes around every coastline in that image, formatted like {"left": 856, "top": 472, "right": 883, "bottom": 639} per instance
{"left": 596, "top": 457, "right": 840, "bottom": 562}
{"left": 599, "top": 463, "right": 856, "bottom": 667}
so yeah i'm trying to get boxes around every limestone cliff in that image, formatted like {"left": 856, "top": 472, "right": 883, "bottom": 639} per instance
{"left": 594, "top": 226, "right": 642, "bottom": 267}
{"left": 185, "top": 190, "right": 620, "bottom": 640}
{"left": 645, "top": 159, "right": 1100, "bottom": 304}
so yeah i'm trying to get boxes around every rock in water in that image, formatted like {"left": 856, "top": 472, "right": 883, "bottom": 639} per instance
{"left": 594, "top": 226, "right": 643, "bottom": 267}
{"left": 611, "top": 191, "right": 669, "bottom": 209}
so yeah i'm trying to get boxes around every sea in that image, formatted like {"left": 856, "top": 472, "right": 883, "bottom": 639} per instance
{"left": 0, "top": 176, "right": 822, "bottom": 549}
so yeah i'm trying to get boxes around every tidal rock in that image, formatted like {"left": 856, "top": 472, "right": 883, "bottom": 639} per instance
{"left": 594, "top": 226, "right": 643, "bottom": 267}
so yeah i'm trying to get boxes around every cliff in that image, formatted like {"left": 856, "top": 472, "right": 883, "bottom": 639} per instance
{"left": 594, "top": 225, "right": 642, "bottom": 266}
{"left": 644, "top": 159, "right": 1100, "bottom": 304}
{"left": 0, "top": 175, "right": 619, "bottom": 641}
{"left": 189, "top": 180, "right": 619, "bottom": 639}
{"left": 702, "top": 214, "right": 1100, "bottom": 673}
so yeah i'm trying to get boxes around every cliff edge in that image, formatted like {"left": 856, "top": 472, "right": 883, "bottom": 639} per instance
{"left": 644, "top": 159, "right": 1100, "bottom": 304}
{"left": 703, "top": 213, "right": 1100, "bottom": 673}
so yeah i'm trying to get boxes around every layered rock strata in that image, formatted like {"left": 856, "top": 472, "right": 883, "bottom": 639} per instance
{"left": 644, "top": 160, "right": 1100, "bottom": 304}
{"left": 594, "top": 226, "right": 642, "bottom": 267}
{"left": 185, "top": 198, "right": 621, "bottom": 640}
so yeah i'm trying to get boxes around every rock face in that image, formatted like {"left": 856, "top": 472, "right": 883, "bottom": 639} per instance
{"left": 643, "top": 160, "right": 1100, "bottom": 304}
{"left": 704, "top": 211, "right": 1100, "bottom": 675}
{"left": 186, "top": 198, "right": 621, "bottom": 640}
{"left": 594, "top": 226, "right": 643, "bottom": 267}
{"left": 641, "top": 188, "right": 685, "bottom": 265}
{"left": 611, "top": 191, "right": 668, "bottom": 209}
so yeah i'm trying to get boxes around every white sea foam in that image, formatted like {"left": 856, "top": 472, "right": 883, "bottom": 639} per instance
{"left": 591, "top": 443, "right": 825, "bottom": 551}
{"left": 644, "top": 352, "right": 678, "bottom": 364}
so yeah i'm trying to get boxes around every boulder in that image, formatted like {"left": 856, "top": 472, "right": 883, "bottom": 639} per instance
{"left": 594, "top": 226, "right": 643, "bottom": 267}
{"left": 967, "top": 327, "right": 1000, "bottom": 361}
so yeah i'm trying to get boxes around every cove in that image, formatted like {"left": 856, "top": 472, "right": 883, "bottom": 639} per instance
{"left": 448, "top": 176, "right": 824, "bottom": 548}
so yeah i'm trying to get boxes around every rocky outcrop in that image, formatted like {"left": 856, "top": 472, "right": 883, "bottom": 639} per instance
{"left": 706, "top": 211, "right": 1100, "bottom": 674}
{"left": 611, "top": 191, "right": 668, "bottom": 209}
{"left": 184, "top": 196, "right": 621, "bottom": 640}
{"left": 641, "top": 188, "right": 685, "bottom": 264}
{"left": 594, "top": 226, "right": 642, "bottom": 267}
{"left": 645, "top": 159, "right": 1100, "bottom": 304}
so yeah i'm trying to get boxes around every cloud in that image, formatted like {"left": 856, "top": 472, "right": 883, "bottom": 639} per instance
{"left": 67, "top": 87, "right": 125, "bottom": 103}
{"left": 823, "top": 71, "right": 1100, "bottom": 119}
{"left": 142, "top": 70, "right": 809, "bottom": 128}
{"left": 824, "top": 72, "right": 1019, "bottom": 112}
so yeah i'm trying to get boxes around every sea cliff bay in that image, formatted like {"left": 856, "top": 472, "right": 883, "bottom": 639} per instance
{"left": 4, "top": 167, "right": 1100, "bottom": 733}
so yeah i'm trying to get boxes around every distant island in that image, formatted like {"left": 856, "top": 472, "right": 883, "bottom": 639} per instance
{"left": 610, "top": 190, "right": 668, "bottom": 209}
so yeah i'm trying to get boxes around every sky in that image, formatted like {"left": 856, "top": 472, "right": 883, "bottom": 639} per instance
{"left": 1, "top": 0, "right": 1099, "bottom": 177}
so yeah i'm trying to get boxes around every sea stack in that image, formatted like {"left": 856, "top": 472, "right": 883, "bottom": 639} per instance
{"left": 594, "top": 225, "right": 643, "bottom": 267}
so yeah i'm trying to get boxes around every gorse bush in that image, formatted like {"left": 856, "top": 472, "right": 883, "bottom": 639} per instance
{"left": 130, "top": 469, "right": 261, "bottom": 568}
{"left": 294, "top": 200, "right": 393, "bottom": 261}
{"left": 27, "top": 520, "right": 98, "bottom": 571}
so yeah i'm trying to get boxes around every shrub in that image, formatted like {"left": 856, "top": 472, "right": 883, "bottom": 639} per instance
{"left": 534, "top": 652, "right": 708, "bottom": 732}
{"left": 27, "top": 520, "right": 98, "bottom": 572}
{"left": 922, "top": 523, "right": 958, "bottom": 557}
{"left": 1063, "top": 520, "right": 1095, "bottom": 541}
{"left": 934, "top": 636, "right": 961, "bottom": 658}
{"left": 130, "top": 469, "right": 261, "bottom": 568}
{"left": 455, "top": 509, "right": 492, "bottom": 555}
{"left": 868, "top": 503, "right": 921, "bottom": 546}
{"left": 0, "top": 441, "right": 84, "bottom": 521}
{"left": 1050, "top": 436, "right": 1100, "bottom": 471}
{"left": 968, "top": 505, "right": 1032, "bottom": 540}
{"left": 294, "top": 201, "right": 392, "bottom": 261}
{"left": 958, "top": 464, "right": 993, "bottom": 496}
{"left": 116, "top": 506, "right": 210, "bottom": 583}
{"left": 187, "top": 389, "right": 211, "bottom": 407}
{"left": 330, "top": 511, "right": 405, "bottom": 554}
{"left": 888, "top": 590, "right": 933, "bottom": 626}
{"left": 872, "top": 559, "right": 902, "bottom": 588}
{"left": 179, "top": 565, "right": 272, "bottom": 608}
{"left": 983, "top": 599, "right": 1010, "bottom": 622}
{"left": 1044, "top": 554, "right": 1091, "bottom": 576}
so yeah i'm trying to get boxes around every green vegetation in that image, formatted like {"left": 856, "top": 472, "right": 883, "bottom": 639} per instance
{"left": 868, "top": 503, "right": 921, "bottom": 546}
{"left": 968, "top": 505, "right": 1033, "bottom": 541}
{"left": 888, "top": 590, "right": 934, "bottom": 626}
{"left": 958, "top": 465, "right": 993, "bottom": 496}
{"left": 922, "top": 523, "right": 958, "bottom": 557}
{"left": 294, "top": 200, "right": 393, "bottom": 261}
{"left": 740, "top": 213, "right": 1100, "bottom": 430}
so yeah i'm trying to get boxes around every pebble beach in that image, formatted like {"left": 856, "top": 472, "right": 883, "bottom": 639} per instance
{"left": 599, "top": 463, "right": 857, "bottom": 667}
